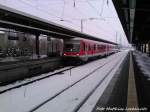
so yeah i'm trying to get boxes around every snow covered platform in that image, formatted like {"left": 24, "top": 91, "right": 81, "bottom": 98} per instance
{"left": 92, "top": 51, "right": 130, "bottom": 112}
{"left": 133, "top": 51, "right": 150, "bottom": 111}
{"left": 0, "top": 50, "right": 133, "bottom": 112}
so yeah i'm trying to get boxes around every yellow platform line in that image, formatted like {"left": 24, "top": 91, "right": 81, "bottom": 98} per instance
{"left": 127, "top": 52, "right": 139, "bottom": 112}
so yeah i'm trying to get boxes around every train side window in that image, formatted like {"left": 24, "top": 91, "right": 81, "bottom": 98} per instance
{"left": 88, "top": 45, "right": 91, "bottom": 51}
{"left": 97, "top": 45, "right": 98, "bottom": 50}
{"left": 98, "top": 45, "right": 101, "bottom": 50}
{"left": 103, "top": 45, "right": 105, "bottom": 49}
{"left": 85, "top": 44, "right": 88, "bottom": 51}
{"left": 94, "top": 44, "right": 96, "bottom": 51}
{"left": 83, "top": 43, "right": 86, "bottom": 51}
{"left": 96, "top": 44, "right": 97, "bottom": 50}
{"left": 90, "top": 45, "right": 92, "bottom": 50}
{"left": 91, "top": 45, "right": 93, "bottom": 50}
{"left": 84, "top": 44, "right": 86, "bottom": 51}
{"left": 101, "top": 45, "right": 104, "bottom": 49}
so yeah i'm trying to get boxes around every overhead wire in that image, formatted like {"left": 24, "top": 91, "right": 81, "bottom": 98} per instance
{"left": 19, "top": 0, "right": 97, "bottom": 35}
{"left": 19, "top": 0, "right": 114, "bottom": 38}
{"left": 19, "top": 0, "right": 83, "bottom": 31}
{"left": 20, "top": 0, "right": 64, "bottom": 19}
{"left": 60, "top": 0, "right": 115, "bottom": 37}
{"left": 100, "top": 0, "right": 105, "bottom": 16}
{"left": 60, "top": 0, "right": 66, "bottom": 20}
{"left": 70, "top": 0, "right": 115, "bottom": 36}
{"left": 86, "top": 0, "right": 101, "bottom": 16}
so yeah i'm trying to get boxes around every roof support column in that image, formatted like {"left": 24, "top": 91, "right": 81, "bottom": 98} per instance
{"left": 148, "top": 43, "right": 150, "bottom": 57}
{"left": 142, "top": 44, "right": 144, "bottom": 53}
{"left": 35, "top": 34, "right": 40, "bottom": 58}
{"left": 140, "top": 44, "right": 143, "bottom": 52}
{"left": 129, "top": 0, "right": 136, "bottom": 43}
{"left": 144, "top": 44, "right": 147, "bottom": 53}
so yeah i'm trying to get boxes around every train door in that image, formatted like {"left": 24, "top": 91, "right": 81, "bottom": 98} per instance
{"left": 82, "top": 41, "right": 88, "bottom": 61}
{"left": 105, "top": 44, "right": 107, "bottom": 55}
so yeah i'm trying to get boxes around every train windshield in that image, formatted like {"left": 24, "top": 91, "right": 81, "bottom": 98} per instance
{"left": 64, "top": 43, "right": 80, "bottom": 52}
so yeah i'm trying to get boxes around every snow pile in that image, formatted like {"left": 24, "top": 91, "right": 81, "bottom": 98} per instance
{"left": 133, "top": 51, "right": 150, "bottom": 77}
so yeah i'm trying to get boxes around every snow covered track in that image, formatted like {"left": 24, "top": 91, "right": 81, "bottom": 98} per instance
{"left": 30, "top": 55, "right": 118, "bottom": 112}
{"left": 0, "top": 51, "right": 128, "bottom": 112}
{"left": 73, "top": 57, "right": 124, "bottom": 112}
{"left": 0, "top": 66, "right": 75, "bottom": 94}
{"left": 32, "top": 51, "right": 128, "bottom": 112}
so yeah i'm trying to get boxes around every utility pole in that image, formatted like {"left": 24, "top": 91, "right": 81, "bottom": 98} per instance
{"left": 81, "top": 19, "right": 83, "bottom": 33}
{"left": 116, "top": 32, "right": 118, "bottom": 44}
{"left": 120, "top": 35, "right": 122, "bottom": 48}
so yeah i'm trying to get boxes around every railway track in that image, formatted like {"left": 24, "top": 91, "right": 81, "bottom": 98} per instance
{"left": 73, "top": 54, "right": 128, "bottom": 112}
{"left": 0, "top": 66, "right": 76, "bottom": 94}
{"left": 0, "top": 56, "right": 105, "bottom": 94}
{"left": 0, "top": 53, "right": 116, "bottom": 95}
{"left": 29, "top": 52, "right": 125, "bottom": 112}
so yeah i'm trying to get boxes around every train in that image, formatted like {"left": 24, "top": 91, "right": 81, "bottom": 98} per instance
{"left": 0, "top": 28, "right": 119, "bottom": 85}
{"left": 0, "top": 29, "right": 63, "bottom": 62}
{"left": 0, "top": 28, "right": 118, "bottom": 63}
{"left": 63, "top": 38, "right": 117, "bottom": 62}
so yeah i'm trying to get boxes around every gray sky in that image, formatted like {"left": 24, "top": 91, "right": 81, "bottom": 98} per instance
{"left": 0, "top": 0, "right": 129, "bottom": 45}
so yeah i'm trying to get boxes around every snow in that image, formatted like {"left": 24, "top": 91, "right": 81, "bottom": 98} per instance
{"left": 35, "top": 51, "right": 128, "bottom": 112}
{"left": 77, "top": 52, "right": 127, "bottom": 112}
{"left": 0, "top": 57, "right": 19, "bottom": 62}
{"left": 133, "top": 51, "right": 150, "bottom": 78}
{"left": 0, "top": 66, "right": 72, "bottom": 92}
{"left": 0, "top": 51, "right": 128, "bottom": 112}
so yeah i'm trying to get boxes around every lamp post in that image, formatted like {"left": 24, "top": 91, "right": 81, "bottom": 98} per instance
{"left": 80, "top": 19, "right": 85, "bottom": 33}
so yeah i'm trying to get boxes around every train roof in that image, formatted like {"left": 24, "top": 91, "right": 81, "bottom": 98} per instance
{"left": 64, "top": 38, "right": 116, "bottom": 45}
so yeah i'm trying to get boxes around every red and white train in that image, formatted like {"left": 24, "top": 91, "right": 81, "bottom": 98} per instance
{"left": 63, "top": 38, "right": 117, "bottom": 62}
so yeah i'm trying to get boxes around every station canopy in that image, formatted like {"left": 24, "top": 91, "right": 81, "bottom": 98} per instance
{"left": 0, "top": 4, "right": 116, "bottom": 45}
{"left": 113, "top": 0, "right": 150, "bottom": 44}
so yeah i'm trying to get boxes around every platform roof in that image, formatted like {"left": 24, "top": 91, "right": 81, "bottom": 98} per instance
{"left": 113, "top": 0, "right": 150, "bottom": 44}
{"left": 133, "top": 0, "right": 150, "bottom": 44}
{"left": 0, "top": 4, "right": 117, "bottom": 45}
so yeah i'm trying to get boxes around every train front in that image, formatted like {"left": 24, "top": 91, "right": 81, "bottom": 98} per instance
{"left": 63, "top": 39, "right": 82, "bottom": 62}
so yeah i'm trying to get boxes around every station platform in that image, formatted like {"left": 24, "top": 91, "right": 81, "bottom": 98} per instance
{"left": 92, "top": 51, "right": 149, "bottom": 112}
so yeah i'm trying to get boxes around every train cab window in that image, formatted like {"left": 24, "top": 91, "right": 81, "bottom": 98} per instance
{"left": 64, "top": 43, "right": 80, "bottom": 52}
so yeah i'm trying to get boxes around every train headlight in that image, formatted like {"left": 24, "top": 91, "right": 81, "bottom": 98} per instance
{"left": 76, "top": 54, "right": 79, "bottom": 56}
{"left": 64, "top": 53, "right": 66, "bottom": 56}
